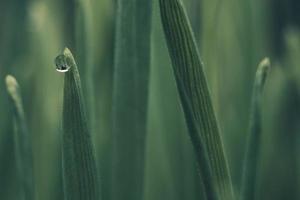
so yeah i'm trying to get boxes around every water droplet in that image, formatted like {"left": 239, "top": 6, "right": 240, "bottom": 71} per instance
{"left": 55, "top": 54, "right": 70, "bottom": 72}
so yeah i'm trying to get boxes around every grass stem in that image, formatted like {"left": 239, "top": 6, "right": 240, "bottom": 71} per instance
{"left": 240, "top": 58, "right": 271, "bottom": 200}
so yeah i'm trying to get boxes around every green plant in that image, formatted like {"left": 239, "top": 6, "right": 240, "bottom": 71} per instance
{"left": 2, "top": 0, "right": 300, "bottom": 200}
{"left": 5, "top": 75, "right": 35, "bottom": 200}
{"left": 159, "top": 0, "right": 234, "bottom": 199}
{"left": 111, "top": 0, "right": 152, "bottom": 200}
{"left": 240, "top": 58, "right": 271, "bottom": 200}
{"left": 55, "top": 48, "right": 100, "bottom": 200}
{"left": 75, "top": 0, "right": 95, "bottom": 132}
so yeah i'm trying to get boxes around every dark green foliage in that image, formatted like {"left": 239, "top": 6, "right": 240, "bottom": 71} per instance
{"left": 75, "top": 0, "right": 95, "bottom": 134}
{"left": 0, "top": 1, "right": 29, "bottom": 198}
{"left": 111, "top": 0, "right": 152, "bottom": 200}
{"left": 159, "top": 0, "right": 234, "bottom": 199}
{"left": 56, "top": 48, "right": 99, "bottom": 200}
{"left": 5, "top": 75, "right": 35, "bottom": 200}
{"left": 1, "top": 1, "right": 300, "bottom": 200}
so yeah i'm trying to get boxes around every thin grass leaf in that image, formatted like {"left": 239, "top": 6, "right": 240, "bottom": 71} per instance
{"left": 159, "top": 0, "right": 234, "bottom": 199}
{"left": 5, "top": 75, "right": 35, "bottom": 200}
{"left": 240, "top": 58, "right": 271, "bottom": 200}
{"left": 0, "top": 2, "right": 29, "bottom": 198}
{"left": 55, "top": 48, "right": 99, "bottom": 200}
{"left": 111, "top": 0, "right": 152, "bottom": 200}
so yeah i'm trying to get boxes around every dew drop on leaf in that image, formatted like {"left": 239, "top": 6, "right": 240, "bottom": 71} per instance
{"left": 55, "top": 54, "right": 70, "bottom": 72}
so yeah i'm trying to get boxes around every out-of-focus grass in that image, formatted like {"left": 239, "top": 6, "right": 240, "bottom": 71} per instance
{"left": 74, "top": 0, "right": 95, "bottom": 134}
{"left": 111, "top": 0, "right": 152, "bottom": 200}
{"left": 1, "top": 0, "right": 300, "bottom": 200}
{"left": 240, "top": 58, "right": 270, "bottom": 200}
{"left": 0, "top": 1, "right": 29, "bottom": 198}
{"left": 258, "top": 29, "right": 300, "bottom": 200}
{"left": 5, "top": 75, "right": 35, "bottom": 200}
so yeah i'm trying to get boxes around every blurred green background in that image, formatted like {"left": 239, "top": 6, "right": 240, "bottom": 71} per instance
{"left": 1, "top": 0, "right": 300, "bottom": 199}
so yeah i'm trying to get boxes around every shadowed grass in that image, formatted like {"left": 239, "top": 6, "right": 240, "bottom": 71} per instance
{"left": 111, "top": 0, "right": 152, "bottom": 200}
{"left": 159, "top": 0, "right": 234, "bottom": 199}
{"left": 240, "top": 58, "right": 271, "bottom": 200}
{"left": 55, "top": 48, "right": 100, "bottom": 200}
{"left": 5, "top": 75, "right": 35, "bottom": 200}
{"left": 75, "top": 0, "right": 95, "bottom": 133}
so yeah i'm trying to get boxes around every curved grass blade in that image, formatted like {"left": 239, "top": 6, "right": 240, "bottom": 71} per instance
{"left": 111, "top": 0, "right": 152, "bottom": 200}
{"left": 55, "top": 48, "right": 100, "bottom": 200}
{"left": 240, "top": 58, "right": 271, "bottom": 200}
{"left": 5, "top": 75, "right": 35, "bottom": 200}
{"left": 159, "top": 0, "right": 234, "bottom": 199}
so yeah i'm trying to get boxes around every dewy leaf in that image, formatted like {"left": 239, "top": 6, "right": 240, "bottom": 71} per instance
{"left": 5, "top": 75, "right": 35, "bottom": 200}
{"left": 240, "top": 58, "right": 271, "bottom": 200}
{"left": 56, "top": 48, "right": 100, "bottom": 200}
{"left": 111, "top": 0, "right": 152, "bottom": 200}
{"left": 159, "top": 0, "right": 234, "bottom": 199}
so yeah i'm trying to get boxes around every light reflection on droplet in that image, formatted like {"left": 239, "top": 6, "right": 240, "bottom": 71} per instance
{"left": 55, "top": 54, "right": 70, "bottom": 73}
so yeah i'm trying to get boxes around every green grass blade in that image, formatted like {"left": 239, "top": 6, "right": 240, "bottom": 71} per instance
{"left": 55, "top": 48, "right": 100, "bottom": 200}
{"left": 240, "top": 58, "right": 271, "bottom": 200}
{"left": 159, "top": 0, "right": 234, "bottom": 199}
{"left": 5, "top": 75, "right": 35, "bottom": 200}
{"left": 111, "top": 0, "right": 152, "bottom": 199}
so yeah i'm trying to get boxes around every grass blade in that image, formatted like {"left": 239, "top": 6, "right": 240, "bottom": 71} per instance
{"left": 55, "top": 48, "right": 99, "bottom": 200}
{"left": 240, "top": 58, "right": 271, "bottom": 200}
{"left": 159, "top": 0, "right": 234, "bottom": 199}
{"left": 111, "top": 0, "right": 152, "bottom": 200}
{"left": 5, "top": 75, "right": 35, "bottom": 200}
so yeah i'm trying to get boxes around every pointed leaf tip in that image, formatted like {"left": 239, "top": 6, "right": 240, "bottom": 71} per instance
{"left": 5, "top": 75, "right": 19, "bottom": 100}
{"left": 258, "top": 57, "right": 271, "bottom": 72}
{"left": 63, "top": 47, "right": 73, "bottom": 58}
{"left": 256, "top": 57, "right": 271, "bottom": 87}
